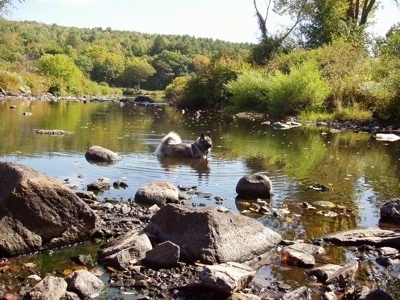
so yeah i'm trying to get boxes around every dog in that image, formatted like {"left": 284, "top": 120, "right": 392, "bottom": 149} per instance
{"left": 155, "top": 131, "right": 212, "bottom": 159}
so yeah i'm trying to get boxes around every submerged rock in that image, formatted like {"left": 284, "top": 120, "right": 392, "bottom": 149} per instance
{"left": 85, "top": 145, "right": 121, "bottom": 164}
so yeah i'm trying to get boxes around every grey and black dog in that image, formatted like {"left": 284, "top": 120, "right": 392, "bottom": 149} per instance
{"left": 155, "top": 131, "right": 212, "bottom": 159}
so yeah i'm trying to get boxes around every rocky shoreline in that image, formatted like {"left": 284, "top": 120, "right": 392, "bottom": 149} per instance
{"left": 1, "top": 159, "right": 400, "bottom": 299}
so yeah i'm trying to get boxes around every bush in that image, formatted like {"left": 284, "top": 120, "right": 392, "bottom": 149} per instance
{"left": 267, "top": 60, "right": 331, "bottom": 117}
{"left": 225, "top": 69, "right": 271, "bottom": 112}
{"left": 0, "top": 71, "right": 22, "bottom": 93}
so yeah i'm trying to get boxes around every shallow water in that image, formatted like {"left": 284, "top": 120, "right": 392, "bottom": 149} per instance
{"left": 1, "top": 99, "right": 400, "bottom": 298}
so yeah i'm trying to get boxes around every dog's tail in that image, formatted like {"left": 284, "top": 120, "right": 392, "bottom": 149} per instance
{"left": 161, "top": 132, "right": 182, "bottom": 145}
{"left": 155, "top": 132, "right": 182, "bottom": 156}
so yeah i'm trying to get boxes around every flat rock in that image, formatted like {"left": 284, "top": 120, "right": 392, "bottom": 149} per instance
{"left": 322, "top": 227, "right": 400, "bottom": 247}
{"left": 199, "top": 262, "right": 256, "bottom": 294}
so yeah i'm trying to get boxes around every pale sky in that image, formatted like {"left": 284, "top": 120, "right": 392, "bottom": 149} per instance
{"left": 7, "top": 0, "right": 400, "bottom": 43}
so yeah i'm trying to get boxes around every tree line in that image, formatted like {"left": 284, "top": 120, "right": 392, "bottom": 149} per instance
{"left": 0, "top": 19, "right": 251, "bottom": 95}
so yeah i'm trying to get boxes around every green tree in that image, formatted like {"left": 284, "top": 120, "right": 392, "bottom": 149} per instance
{"left": 119, "top": 57, "right": 156, "bottom": 90}
{"left": 38, "top": 53, "right": 85, "bottom": 95}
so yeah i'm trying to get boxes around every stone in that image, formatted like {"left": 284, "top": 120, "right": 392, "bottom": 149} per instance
{"left": 236, "top": 173, "right": 273, "bottom": 199}
{"left": 144, "top": 204, "right": 281, "bottom": 264}
{"left": 322, "top": 227, "right": 400, "bottom": 247}
{"left": 199, "top": 262, "right": 255, "bottom": 294}
{"left": 87, "top": 177, "right": 111, "bottom": 191}
{"left": 144, "top": 241, "right": 180, "bottom": 268}
{"left": 65, "top": 270, "right": 105, "bottom": 299}
{"left": 304, "top": 264, "right": 342, "bottom": 283}
{"left": 84, "top": 145, "right": 121, "bottom": 164}
{"left": 380, "top": 198, "right": 400, "bottom": 224}
{"left": 325, "top": 261, "right": 359, "bottom": 286}
{"left": 98, "top": 229, "right": 152, "bottom": 270}
{"left": 281, "top": 242, "right": 324, "bottom": 268}
{"left": 0, "top": 162, "right": 100, "bottom": 256}
{"left": 134, "top": 181, "right": 180, "bottom": 206}
{"left": 28, "top": 275, "right": 67, "bottom": 300}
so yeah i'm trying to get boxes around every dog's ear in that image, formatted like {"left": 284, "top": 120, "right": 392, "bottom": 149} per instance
{"left": 205, "top": 131, "right": 211, "bottom": 137}
{"left": 200, "top": 132, "right": 205, "bottom": 139}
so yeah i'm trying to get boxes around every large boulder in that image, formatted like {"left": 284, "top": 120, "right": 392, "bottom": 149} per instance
{"left": 144, "top": 204, "right": 281, "bottom": 264}
{"left": 0, "top": 161, "right": 100, "bottom": 256}
{"left": 84, "top": 145, "right": 121, "bottom": 165}
{"left": 236, "top": 174, "right": 273, "bottom": 199}
{"left": 134, "top": 181, "right": 180, "bottom": 206}
{"left": 380, "top": 198, "right": 400, "bottom": 224}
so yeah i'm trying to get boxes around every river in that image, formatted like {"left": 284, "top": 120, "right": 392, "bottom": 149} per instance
{"left": 1, "top": 98, "right": 399, "bottom": 298}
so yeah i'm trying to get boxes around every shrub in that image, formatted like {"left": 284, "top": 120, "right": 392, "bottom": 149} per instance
{"left": 0, "top": 71, "right": 22, "bottom": 93}
{"left": 267, "top": 60, "right": 331, "bottom": 117}
{"left": 225, "top": 69, "right": 271, "bottom": 112}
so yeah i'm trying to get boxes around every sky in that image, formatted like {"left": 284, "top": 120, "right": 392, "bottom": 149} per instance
{"left": 7, "top": 0, "right": 400, "bottom": 44}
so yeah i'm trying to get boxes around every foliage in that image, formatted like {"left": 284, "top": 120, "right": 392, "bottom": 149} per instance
{"left": 118, "top": 57, "right": 156, "bottom": 90}
{"left": 0, "top": 19, "right": 251, "bottom": 96}
{"left": 0, "top": 70, "right": 22, "bottom": 93}
{"left": 165, "top": 76, "right": 189, "bottom": 102}
{"left": 267, "top": 60, "right": 331, "bottom": 116}
{"left": 38, "top": 54, "right": 86, "bottom": 95}
{"left": 176, "top": 56, "right": 249, "bottom": 109}
{"left": 225, "top": 69, "right": 271, "bottom": 112}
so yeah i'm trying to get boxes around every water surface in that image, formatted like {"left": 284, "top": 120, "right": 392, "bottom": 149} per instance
{"left": 1, "top": 99, "right": 400, "bottom": 298}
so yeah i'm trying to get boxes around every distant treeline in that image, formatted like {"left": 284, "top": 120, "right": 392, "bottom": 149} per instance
{"left": 0, "top": 20, "right": 252, "bottom": 94}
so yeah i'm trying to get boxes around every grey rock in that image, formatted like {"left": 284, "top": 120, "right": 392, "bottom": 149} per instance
{"left": 280, "top": 242, "right": 324, "bottom": 268}
{"left": 304, "top": 264, "right": 342, "bottom": 283}
{"left": 325, "top": 261, "right": 359, "bottom": 286}
{"left": 65, "top": 270, "right": 106, "bottom": 299}
{"left": 144, "top": 204, "right": 281, "bottom": 264}
{"left": 98, "top": 229, "right": 152, "bottom": 270}
{"left": 0, "top": 162, "right": 100, "bottom": 256}
{"left": 322, "top": 227, "right": 400, "bottom": 247}
{"left": 199, "top": 262, "right": 255, "bottom": 294}
{"left": 85, "top": 145, "right": 121, "bottom": 164}
{"left": 87, "top": 177, "right": 111, "bottom": 191}
{"left": 28, "top": 275, "right": 67, "bottom": 300}
{"left": 236, "top": 173, "right": 273, "bottom": 199}
{"left": 134, "top": 181, "right": 180, "bottom": 206}
{"left": 144, "top": 241, "right": 180, "bottom": 268}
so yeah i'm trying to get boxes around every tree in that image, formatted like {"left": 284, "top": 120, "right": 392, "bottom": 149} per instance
{"left": 0, "top": 0, "right": 24, "bottom": 16}
{"left": 38, "top": 54, "right": 85, "bottom": 95}
{"left": 120, "top": 58, "right": 156, "bottom": 90}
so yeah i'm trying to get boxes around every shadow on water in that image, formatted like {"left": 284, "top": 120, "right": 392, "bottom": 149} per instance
{"left": 1, "top": 99, "right": 400, "bottom": 298}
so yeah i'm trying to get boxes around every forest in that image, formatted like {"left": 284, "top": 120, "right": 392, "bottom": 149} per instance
{"left": 1, "top": 0, "right": 400, "bottom": 122}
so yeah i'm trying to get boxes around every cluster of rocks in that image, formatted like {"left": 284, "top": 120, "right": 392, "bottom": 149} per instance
{"left": 1, "top": 154, "right": 400, "bottom": 299}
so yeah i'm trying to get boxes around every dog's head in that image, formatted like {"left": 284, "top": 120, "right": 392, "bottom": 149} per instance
{"left": 198, "top": 131, "right": 212, "bottom": 154}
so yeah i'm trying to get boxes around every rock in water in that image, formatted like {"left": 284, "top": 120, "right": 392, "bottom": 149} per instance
{"left": 0, "top": 161, "right": 100, "bottom": 256}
